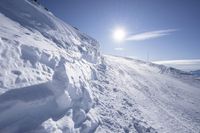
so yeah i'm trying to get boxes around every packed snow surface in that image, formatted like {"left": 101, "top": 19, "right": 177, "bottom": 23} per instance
{"left": 0, "top": 0, "right": 200, "bottom": 133}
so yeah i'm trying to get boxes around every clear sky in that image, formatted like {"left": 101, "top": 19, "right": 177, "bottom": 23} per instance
{"left": 38, "top": 0, "right": 200, "bottom": 61}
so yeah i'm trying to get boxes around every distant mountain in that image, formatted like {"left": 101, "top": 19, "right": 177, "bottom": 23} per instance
{"left": 0, "top": 0, "right": 200, "bottom": 133}
{"left": 190, "top": 70, "right": 200, "bottom": 79}
{"left": 191, "top": 69, "right": 200, "bottom": 75}
{"left": 154, "top": 59, "right": 200, "bottom": 72}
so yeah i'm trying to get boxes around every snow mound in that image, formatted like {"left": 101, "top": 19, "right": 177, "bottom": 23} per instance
{"left": 0, "top": 0, "right": 100, "bottom": 132}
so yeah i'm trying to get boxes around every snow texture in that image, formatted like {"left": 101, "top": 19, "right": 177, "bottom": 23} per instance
{"left": 154, "top": 59, "right": 200, "bottom": 72}
{"left": 0, "top": 0, "right": 200, "bottom": 133}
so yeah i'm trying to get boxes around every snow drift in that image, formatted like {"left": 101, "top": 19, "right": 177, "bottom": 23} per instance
{"left": 0, "top": 0, "right": 100, "bottom": 132}
{"left": 0, "top": 0, "right": 200, "bottom": 133}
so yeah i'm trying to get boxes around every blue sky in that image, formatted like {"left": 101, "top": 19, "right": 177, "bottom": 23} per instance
{"left": 39, "top": 0, "right": 200, "bottom": 61}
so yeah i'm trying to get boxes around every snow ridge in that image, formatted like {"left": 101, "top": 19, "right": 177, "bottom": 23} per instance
{"left": 0, "top": 0, "right": 100, "bottom": 132}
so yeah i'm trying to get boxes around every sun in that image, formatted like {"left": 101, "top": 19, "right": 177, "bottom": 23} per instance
{"left": 113, "top": 28, "right": 126, "bottom": 42}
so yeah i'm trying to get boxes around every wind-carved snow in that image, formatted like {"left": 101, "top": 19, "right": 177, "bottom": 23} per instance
{"left": 91, "top": 55, "right": 200, "bottom": 133}
{"left": 0, "top": 0, "right": 200, "bottom": 133}
{"left": 0, "top": 0, "right": 100, "bottom": 132}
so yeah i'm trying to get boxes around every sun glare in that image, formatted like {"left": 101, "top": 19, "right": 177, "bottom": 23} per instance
{"left": 113, "top": 28, "right": 126, "bottom": 42}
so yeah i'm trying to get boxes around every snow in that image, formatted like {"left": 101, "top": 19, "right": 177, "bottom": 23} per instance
{"left": 0, "top": 0, "right": 200, "bottom": 133}
{"left": 91, "top": 55, "right": 200, "bottom": 133}
{"left": 154, "top": 60, "right": 200, "bottom": 80}
{"left": 154, "top": 59, "right": 200, "bottom": 72}
{"left": 0, "top": 0, "right": 100, "bottom": 132}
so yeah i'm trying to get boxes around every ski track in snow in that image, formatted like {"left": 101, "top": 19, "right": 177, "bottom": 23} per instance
{"left": 0, "top": 0, "right": 200, "bottom": 133}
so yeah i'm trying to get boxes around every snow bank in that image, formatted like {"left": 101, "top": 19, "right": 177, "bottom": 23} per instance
{"left": 0, "top": 0, "right": 100, "bottom": 132}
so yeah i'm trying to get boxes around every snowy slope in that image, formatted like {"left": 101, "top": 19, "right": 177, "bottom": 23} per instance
{"left": 154, "top": 59, "right": 200, "bottom": 72}
{"left": 92, "top": 55, "right": 200, "bottom": 133}
{"left": 0, "top": 0, "right": 100, "bottom": 132}
{"left": 0, "top": 0, "right": 200, "bottom": 133}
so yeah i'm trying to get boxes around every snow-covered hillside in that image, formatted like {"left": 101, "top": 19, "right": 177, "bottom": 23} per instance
{"left": 0, "top": 0, "right": 200, "bottom": 133}
{"left": 154, "top": 59, "right": 200, "bottom": 72}
{"left": 0, "top": 0, "right": 100, "bottom": 132}
{"left": 92, "top": 55, "right": 200, "bottom": 133}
